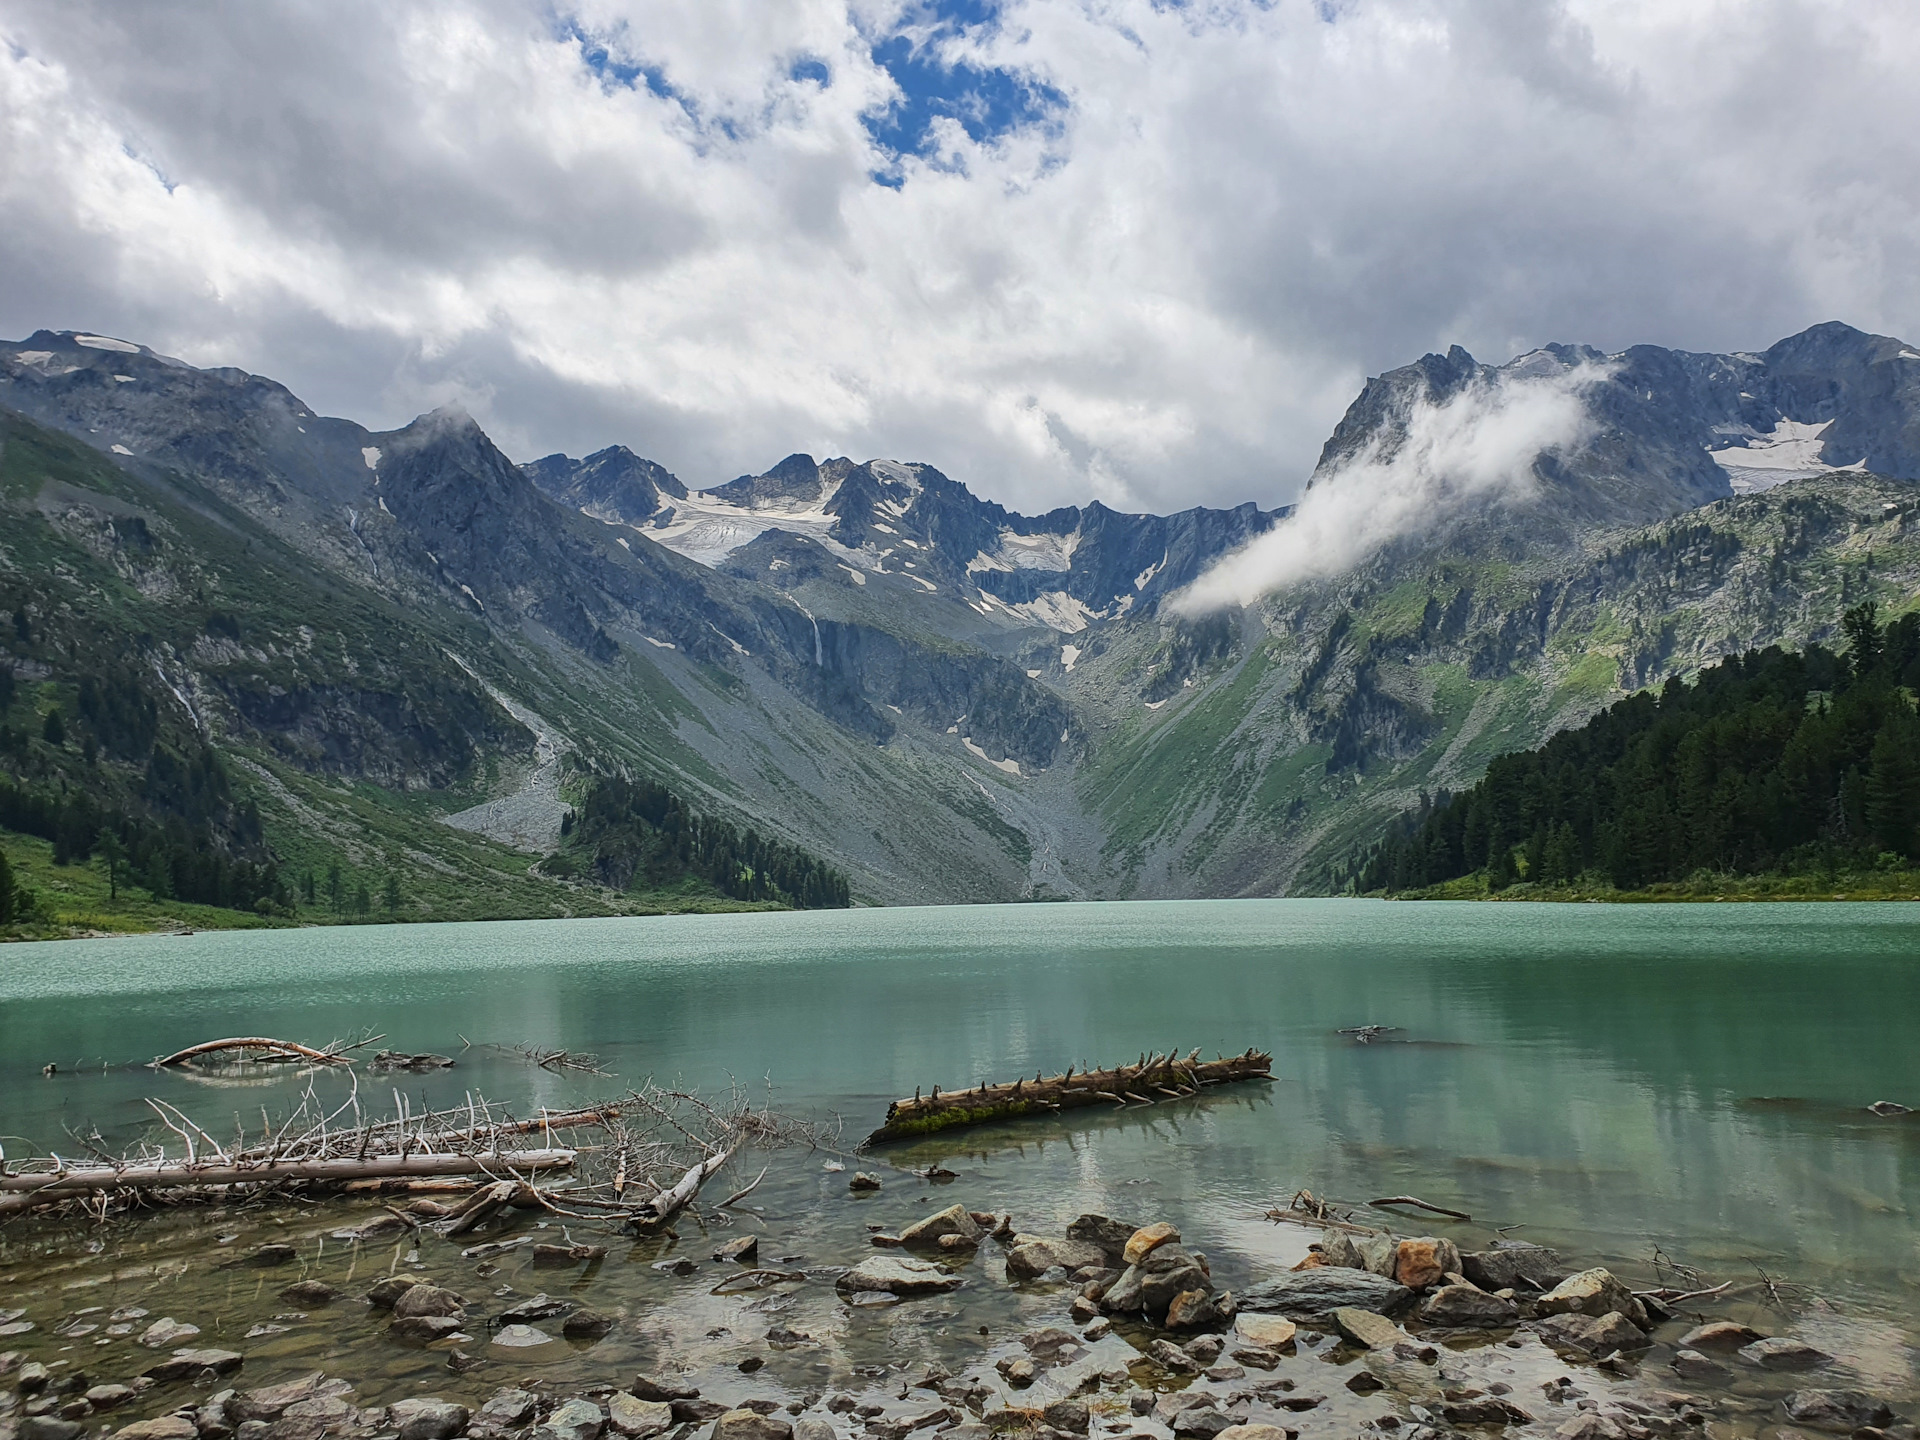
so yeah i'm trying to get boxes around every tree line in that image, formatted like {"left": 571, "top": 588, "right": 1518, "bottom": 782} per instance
{"left": 1345, "top": 603, "right": 1920, "bottom": 893}
{"left": 549, "top": 774, "right": 852, "bottom": 909}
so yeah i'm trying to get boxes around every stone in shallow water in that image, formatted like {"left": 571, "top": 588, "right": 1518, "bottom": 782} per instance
{"left": 1782, "top": 1390, "right": 1895, "bottom": 1432}
{"left": 389, "top": 1399, "right": 470, "bottom": 1440}
{"left": 1235, "top": 1314, "right": 1297, "bottom": 1350}
{"left": 109, "top": 1418, "right": 197, "bottom": 1440}
{"left": 606, "top": 1395, "right": 674, "bottom": 1439}
{"left": 491, "top": 1324, "right": 556, "bottom": 1348}
{"left": 143, "top": 1349, "right": 244, "bottom": 1382}
{"left": 537, "top": 1398, "right": 607, "bottom": 1440}
{"left": 835, "top": 1256, "right": 962, "bottom": 1295}
{"left": 711, "top": 1411, "right": 793, "bottom": 1440}
{"left": 1333, "top": 1308, "right": 1405, "bottom": 1350}
{"left": 1738, "top": 1337, "right": 1833, "bottom": 1371}
{"left": 1392, "top": 1239, "right": 1460, "bottom": 1291}
{"left": 1534, "top": 1269, "right": 1641, "bottom": 1323}
{"left": 388, "top": 1317, "right": 462, "bottom": 1344}
{"left": 138, "top": 1318, "right": 200, "bottom": 1349}
{"left": 1678, "top": 1321, "right": 1764, "bottom": 1352}
{"left": 1670, "top": 1349, "right": 1728, "bottom": 1382}
{"left": 1240, "top": 1270, "right": 1413, "bottom": 1323}
{"left": 1418, "top": 1285, "right": 1519, "bottom": 1328}
{"left": 1529, "top": 1313, "right": 1649, "bottom": 1354}
{"left": 1461, "top": 1245, "right": 1567, "bottom": 1293}
{"left": 277, "top": 1282, "right": 339, "bottom": 1307}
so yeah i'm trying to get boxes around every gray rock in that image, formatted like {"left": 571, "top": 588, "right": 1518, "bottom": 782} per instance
{"left": 388, "top": 1400, "right": 470, "bottom": 1440}
{"left": 791, "top": 1422, "right": 837, "bottom": 1440}
{"left": 82, "top": 1387, "right": 132, "bottom": 1412}
{"left": 1214, "top": 1428, "right": 1293, "bottom": 1440}
{"left": 1533, "top": 1270, "right": 1640, "bottom": 1324}
{"left": 1099, "top": 1266, "right": 1145, "bottom": 1314}
{"left": 1240, "top": 1269, "right": 1414, "bottom": 1324}
{"left": 1417, "top": 1285, "right": 1520, "bottom": 1328}
{"left": 364, "top": 1277, "right": 419, "bottom": 1309}
{"left": 849, "top": 1173, "right": 881, "bottom": 1192}
{"left": 474, "top": 1390, "right": 538, "bottom": 1434}
{"left": 143, "top": 1350, "right": 245, "bottom": 1383}
{"left": 1148, "top": 1340, "right": 1199, "bottom": 1373}
{"left": 537, "top": 1399, "right": 607, "bottom": 1440}
{"left": 1461, "top": 1246, "right": 1568, "bottom": 1294}
{"left": 1356, "top": 1235, "right": 1400, "bottom": 1278}
{"left": 1529, "top": 1313, "right": 1650, "bottom": 1354}
{"left": 1670, "top": 1350, "right": 1728, "bottom": 1382}
{"left": 630, "top": 1378, "right": 699, "bottom": 1404}
{"left": 563, "top": 1310, "right": 614, "bottom": 1340}
{"left": 1333, "top": 1308, "right": 1404, "bottom": 1350}
{"left": 489, "top": 1324, "right": 556, "bottom": 1348}
{"left": 231, "top": 1375, "right": 327, "bottom": 1422}
{"left": 1677, "top": 1322, "right": 1765, "bottom": 1352}
{"left": 1315, "top": 1234, "right": 1366, "bottom": 1270}
{"left": 20, "top": 1421, "right": 83, "bottom": 1440}
{"left": 112, "top": 1418, "right": 198, "bottom": 1440}
{"left": 672, "top": 1402, "right": 729, "bottom": 1426}
{"left": 835, "top": 1256, "right": 963, "bottom": 1296}
{"left": 1172, "top": 1411, "right": 1236, "bottom": 1440}
{"left": 899, "top": 1205, "right": 982, "bottom": 1247}
{"left": 275, "top": 1282, "right": 338, "bottom": 1307}
{"left": 710, "top": 1413, "right": 792, "bottom": 1440}
{"left": 606, "top": 1395, "right": 672, "bottom": 1440}
{"left": 1739, "top": 1338, "right": 1834, "bottom": 1371}
{"left": 1004, "top": 1238, "right": 1107, "bottom": 1281}
{"left": 498, "top": 1294, "right": 570, "bottom": 1323}
{"left": 1440, "top": 1400, "right": 1534, "bottom": 1427}
{"left": 714, "top": 1236, "right": 759, "bottom": 1263}
{"left": 1065, "top": 1216, "right": 1141, "bottom": 1259}
{"left": 391, "top": 1285, "right": 464, "bottom": 1319}
{"left": 1782, "top": 1391, "right": 1896, "bottom": 1432}
{"left": 138, "top": 1319, "right": 201, "bottom": 1349}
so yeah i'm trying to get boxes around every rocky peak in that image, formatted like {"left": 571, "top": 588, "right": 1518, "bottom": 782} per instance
{"left": 705, "top": 452, "right": 825, "bottom": 508}
{"left": 522, "top": 443, "right": 689, "bottom": 526}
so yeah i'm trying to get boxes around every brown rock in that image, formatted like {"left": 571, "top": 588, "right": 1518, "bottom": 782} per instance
{"left": 142, "top": 1349, "right": 244, "bottom": 1383}
{"left": 900, "top": 1205, "right": 983, "bottom": 1247}
{"left": 389, "top": 1316, "right": 463, "bottom": 1343}
{"left": 365, "top": 1276, "right": 421, "bottom": 1309}
{"left": 1533, "top": 1269, "right": 1639, "bottom": 1324}
{"left": 1165, "top": 1290, "right": 1222, "bottom": 1330}
{"left": 1392, "top": 1239, "right": 1461, "bottom": 1291}
{"left": 1234, "top": 1314, "right": 1297, "bottom": 1350}
{"left": 1123, "top": 1223, "right": 1181, "bottom": 1267}
{"left": 232, "top": 1374, "right": 326, "bottom": 1422}
{"left": 111, "top": 1418, "right": 198, "bottom": 1440}
{"left": 710, "top": 1411, "right": 793, "bottom": 1440}
{"left": 391, "top": 1285, "right": 464, "bottom": 1320}
{"left": 1332, "top": 1307, "right": 1403, "bottom": 1350}
{"left": 714, "top": 1236, "right": 759, "bottom": 1263}
{"left": 1678, "top": 1321, "right": 1765, "bottom": 1353}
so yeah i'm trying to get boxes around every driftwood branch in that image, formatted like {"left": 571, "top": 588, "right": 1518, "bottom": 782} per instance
{"left": 720, "top": 1164, "right": 769, "bottom": 1209}
{"left": 631, "top": 1140, "right": 741, "bottom": 1229}
{"left": 153, "top": 1037, "right": 354, "bottom": 1068}
{"left": 1369, "top": 1194, "right": 1473, "bottom": 1222}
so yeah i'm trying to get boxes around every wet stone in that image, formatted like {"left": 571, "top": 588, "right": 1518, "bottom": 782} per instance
{"left": 1781, "top": 1391, "right": 1895, "bottom": 1432}
{"left": 538, "top": 1399, "right": 608, "bottom": 1440}
{"left": 138, "top": 1319, "right": 201, "bottom": 1349}
{"left": 1240, "top": 1270, "right": 1413, "bottom": 1324}
{"left": 1738, "top": 1338, "right": 1833, "bottom": 1372}
{"left": 144, "top": 1349, "right": 244, "bottom": 1383}
{"left": 607, "top": 1395, "right": 674, "bottom": 1440}
{"left": 276, "top": 1283, "right": 338, "bottom": 1308}
{"left": 631, "top": 1378, "right": 699, "bottom": 1404}
{"left": 389, "top": 1399, "right": 471, "bottom": 1440}
{"left": 365, "top": 1277, "right": 420, "bottom": 1309}
{"left": 1678, "top": 1322, "right": 1765, "bottom": 1353}
{"left": 563, "top": 1310, "right": 615, "bottom": 1340}
{"left": 492, "top": 1324, "right": 557, "bottom": 1348}
{"left": 391, "top": 1285, "right": 464, "bottom": 1320}
{"left": 712, "top": 1412, "right": 793, "bottom": 1440}
{"left": 390, "top": 1317, "right": 463, "bottom": 1344}
{"left": 1461, "top": 1246, "right": 1568, "bottom": 1294}
{"left": 1334, "top": 1308, "right": 1405, "bottom": 1350}
{"left": 1670, "top": 1351, "right": 1728, "bottom": 1383}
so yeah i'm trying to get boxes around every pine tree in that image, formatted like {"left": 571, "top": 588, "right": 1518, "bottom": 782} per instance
{"left": 383, "top": 872, "right": 401, "bottom": 915}
{"left": 326, "top": 862, "right": 343, "bottom": 913}
{"left": 0, "top": 848, "right": 14, "bottom": 925}
{"left": 42, "top": 708, "right": 65, "bottom": 747}
{"left": 1866, "top": 703, "right": 1920, "bottom": 858}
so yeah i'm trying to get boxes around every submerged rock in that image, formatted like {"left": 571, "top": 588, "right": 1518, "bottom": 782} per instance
{"left": 1670, "top": 1349, "right": 1729, "bottom": 1382}
{"left": 836, "top": 1256, "right": 963, "bottom": 1296}
{"left": 1782, "top": 1390, "right": 1896, "bottom": 1431}
{"left": 389, "top": 1399, "right": 470, "bottom": 1440}
{"left": 276, "top": 1282, "right": 339, "bottom": 1307}
{"left": 1739, "top": 1337, "right": 1834, "bottom": 1371}
{"left": 391, "top": 1285, "right": 464, "bottom": 1319}
{"left": 490, "top": 1325, "right": 557, "bottom": 1349}
{"left": 1678, "top": 1321, "right": 1765, "bottom": 1352}
{"left": 138, "top": 1318, "right": 201, "bottom": 1349}
{"left": 1240, "top": 1269, "right": 1414, "bottom": 1323}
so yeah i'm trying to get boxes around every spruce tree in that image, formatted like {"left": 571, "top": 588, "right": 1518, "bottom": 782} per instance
{"left": 0, "top": 848, "right": 14, "bottom": 925}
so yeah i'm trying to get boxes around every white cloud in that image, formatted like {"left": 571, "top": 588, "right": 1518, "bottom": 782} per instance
{"left": 1173, "top": 360, "right": 1610, "bottom": 612}
{"left": 1, "top": 0, "right": 1917, "bottom": 514}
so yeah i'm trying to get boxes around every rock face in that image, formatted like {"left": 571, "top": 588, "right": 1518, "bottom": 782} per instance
{"left": 835, "top": 1256, "right": 964, "bottom": 1296}
{"left": 1240, "top": 1269, "right": 1414, "bottom": 1323}
{"left": 899, "top": 1205, "right": 982, "bottom": 1247}
{"left": 1460, "top": 1245, "right": 1567, "bottom": 1293}
{"left": 1782, "top": 1390, "right": 1896, "bottom": 1432}
{"left": 1417, "top": 1285, "right": 1519, "bottom": 1328}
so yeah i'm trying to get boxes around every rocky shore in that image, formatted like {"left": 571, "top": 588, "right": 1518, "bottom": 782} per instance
{"left": 1, "top": 1180, "right": 1910, "bottom": 1440}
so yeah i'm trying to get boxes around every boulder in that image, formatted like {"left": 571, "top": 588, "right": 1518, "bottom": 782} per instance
{"left": 232, "top": 1375, "right": 327, "bottom": 1422}
{"left": 83, "top": 1386, "right": 133, "bottom": 1412}
{"left": 1314, "top": 1234, "right": 1366, "bottom": 1270}
{"left": 674, "top": 1403, "right": 729, "bottom": 1426}
{"left": 276, "top": 1282, "right": 339, "bottom": 1307}
{"left": 1148, "top": 1340, "right": 1200, "bottom": 1373}
{"left": 110, "top": 1420, "right": 197, "bottom": 1440}
{"left": 1393, "top": 1239, "right": 1461, "bottom": 1290}
{"left": 1140, "top": 1257, "right": 1214, "bottom": 1321}
{"left": 1172, "top": 1410, "right": 1237, "bottom": 1439}
{"left": 1098, "top": 1266, "right": 1145, "bottom": 1314}
{"left": 388, "top": 1400, "right": 471, "bottom": 1440}
{"left": 1356, "top": 1235, "right": 1400, "bottom": 1277}
{"left": 1418, "top": 1285, "right": 1520, "bottom": 1328}
{"left": 391, "top": 1285, "right": 464, "bottom": 1319}
{"left": 473, "top": 1390, "right": 539, "bottom": 1436}
{"left": 1670, "top": 1350, "right": 1728, "bottom": 1382}
{"left": 1065, "top": 1215, "right": 1140, "bottom": 1259}
{"left": 143, "top": 1349, "right": 244, "bottom": 1383}
{"left": 1040, "top": 1401, "right": 1088, "bottom": 1435}
{"left": 900, "top": 1205, "right": 982, "bottom": 1248}
{"left": 1533, "top": 1270, "right": 1639, "bottom": 1325}
{"left": 998, "top": 1358, "right": 1036, "bottom": 1388}
{"left": 630, "top": 1378, "right": 698, "bottom": 1405}
{"left": 562, "top": 1310, "right": 614, "bottom": 1340}
{"left": 1165, "top": 1291, "right": 1222, "bottom": 1330}
{"left": 138, "top": 1319, "right": 201, "bottom": 1349}
{"left": 1461, "top": 1245, "right": 1568, "bottom": 1294}
{"left": 1530, "top": 1313, "right": 1650, "bottom": 1354}
{"left": 1003, "top": 1237, "right": 1106, "bottom": 1281}
{"left": 538, "top": 1399, "right": 607, "bottom": 1440}
{"left": 1123, "top": 1224, "right": 1181, "bottom": 1266}
{"left": 21, "top": 1421, "right": 83, "bottom": 1440}
{"left": 836, "top": 1256, "right": 964, "bottom": 1296}
{"left": 365, "top": 1276, "right": 420, "bottom": 1309}
{"left": 1782, "top": 1391, "right": 1896, "bottom": 1432}
{"left": 1738, "top": 1337, "right": 1834, "bottom": 1371}
{"left": 1678, "top": 1321, "right": 1765, "bottom": 1353}
{"left": 1332, "top": 1308, "right": 1404, "bottom": 1350}
{"left": 710, "top": 1412, "right": 793, "bottom": 1440}
{"left": 1235, "top": 1314, "right": 1296, "bottom": 1350}
{"left": 1240, "top": 1269, "right": 1414, "bottom": 1324}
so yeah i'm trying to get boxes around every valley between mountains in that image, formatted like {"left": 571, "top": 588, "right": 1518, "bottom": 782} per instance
{"left": 3, "top": 321, "right": 1919, "bottom": 921}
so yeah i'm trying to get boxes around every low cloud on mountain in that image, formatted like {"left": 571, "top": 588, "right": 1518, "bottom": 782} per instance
{"left": 1, "top": 1, "right": 1917, "bottom": 513}
{"left": 1174, "top": 360, "right": 1611, "bottom": 612}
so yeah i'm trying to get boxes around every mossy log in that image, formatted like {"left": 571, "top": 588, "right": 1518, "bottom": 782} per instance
{"left": 863, "top": 1047, "right": 1272, "bottom": 1145}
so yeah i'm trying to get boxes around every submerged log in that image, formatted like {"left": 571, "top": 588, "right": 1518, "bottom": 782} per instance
{"left": 863, "top": 1048, "right": 1273, "bottom": 1145}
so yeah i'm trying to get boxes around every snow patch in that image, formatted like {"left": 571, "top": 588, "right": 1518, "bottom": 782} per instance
{"left": 905, "top": 573, "right": 937, "bottom": 592}
{"left": 1135, "top": 553, "right": 1167, "bottom": 590}
{"left": 872, "top": 522, "right": 897, "bottom": 535}
{"left": 1899, "top": 349, "right": 1920, "bottom": 361}
{"left": 840, "top": 565, "right": 867, "bottom": 586}
{"left": 711, "top": 626, "right": 750, "bottom": 656}
{"left": 1061, "top": 644, "right": 1081, "bottom": 671}
{"left": 378, "top": 496, "right": 391, "bottom": 514}
{"left": 643, "top": 635, "right": 675, "bottom": 649}
{"left": 1026, "top": 668, "right": 1042, "bottom": 678}
{"left": 460, "top": 584, "right": 484, "bottom": 610}
{"left": 962, "top": 737, "right": 1022, "bottom": 776}
{"left": 12, "top": 350, "right": 52, "bottom": 364}
{"left": 110, "top": 443, "right": 133, "bottom": 456}
{"left": 74, "top": 334, "right": 138, "bottom": 353}
{"left": 1145, "top": 699, "right": 1168, "bottom": 710}
{"left": 869, "top": 458, "right": 922, "bottom": 492}
{"left": 113, "top": 374, "right": 135, "bottom": 383}
{"left": 1710, "top": 417, "right": 1865, "bottom": 494}
{"left": 1005, "top": 590, "right": 1096, "bottom": 633}
{"left": 361, "top": 447, "right": 381, "bottom": 470}
{"left": 616, "top": 535, "right": 630, "bottom": 549}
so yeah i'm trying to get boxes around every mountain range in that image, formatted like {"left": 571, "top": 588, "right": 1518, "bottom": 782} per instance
{"left": 3, "top": 320, "right": 1918, "bottom": 912}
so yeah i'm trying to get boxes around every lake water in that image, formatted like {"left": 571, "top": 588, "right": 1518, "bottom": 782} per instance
{"left": 3, "top": 899, "right": 1918, "bottom": 1415}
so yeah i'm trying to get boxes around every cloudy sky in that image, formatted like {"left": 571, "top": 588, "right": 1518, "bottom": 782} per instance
{"left": 2, "top": 0, "right": 1917, "bottom": 514}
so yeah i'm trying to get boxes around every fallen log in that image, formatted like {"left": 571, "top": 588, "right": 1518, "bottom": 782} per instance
{"left": 863, "top": 1047, "right": 1272, "bottom": 1145}
{"left": 152, "top": 1036, "right": 355, "bottom": 1068}
{"left": 0, "top": 1148, "right": 575, "bottom": 1216}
